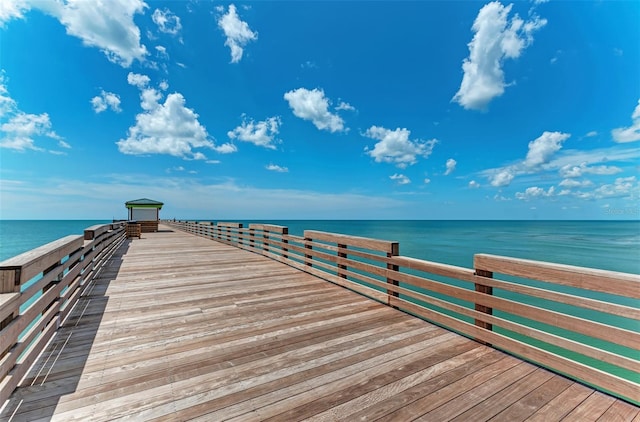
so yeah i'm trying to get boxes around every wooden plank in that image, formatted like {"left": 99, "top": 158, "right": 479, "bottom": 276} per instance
{"left": 391, "top": 268, "right": 640, "bottom": 350}
{"left": 83, "top": 224, "right": 111, "bottom": 240}
{"left": 0, "top": 294, "right": 19, "bottom": 325}
{"left": 0, "top": 235, "right": 83, "bottom": 285}
{"left": 248, "top": 223, "right": 287, "bottom": 234}
{"left": 304, "top": 230, "right": 398, "bottom": 254}
{"left": 475, "top": 254, "right": 640, "bottom": 298}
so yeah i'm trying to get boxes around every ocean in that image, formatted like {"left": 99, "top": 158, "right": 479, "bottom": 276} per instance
{"left": 1, "top": 220, "right": 639, "bottom": 274}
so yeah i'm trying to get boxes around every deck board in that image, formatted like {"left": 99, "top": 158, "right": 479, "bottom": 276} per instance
{"left": 1, "top": 226, "right": 637, "bottom": 421}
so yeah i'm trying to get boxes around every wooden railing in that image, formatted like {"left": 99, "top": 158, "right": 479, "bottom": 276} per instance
{"left": 0, "top": 223, "right": 125, "bottom": 404}
{"left": 165, "top": 220, "right": 640, "bottom": 404}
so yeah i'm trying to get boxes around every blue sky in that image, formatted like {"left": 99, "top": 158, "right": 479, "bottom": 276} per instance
{"left": 0, "top": 0, "right": 638, "bottom": 220}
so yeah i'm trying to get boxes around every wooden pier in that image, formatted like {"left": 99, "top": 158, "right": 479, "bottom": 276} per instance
{"left": 0, "top": 222, "right": 638, "bottom": 421}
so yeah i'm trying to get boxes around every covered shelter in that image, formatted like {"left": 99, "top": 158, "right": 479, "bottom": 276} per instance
{"left": 125, "top": 198, "right": 163, "bottom": 232}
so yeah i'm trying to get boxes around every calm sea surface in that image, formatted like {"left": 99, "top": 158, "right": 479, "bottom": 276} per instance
{"left": 1, "top": 220, "right": 638, "bottom": 274}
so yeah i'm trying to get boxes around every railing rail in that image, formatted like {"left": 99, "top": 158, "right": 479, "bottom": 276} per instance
{"left": 164, "top": 219, "right": 640, "bottom": 404}
{"left": 0, "top": 222, "right": 126, "bottom": 404}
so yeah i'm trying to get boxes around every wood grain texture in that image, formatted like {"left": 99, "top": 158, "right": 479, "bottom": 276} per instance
{"left": 1, "top": 225, "right": 636, "bottom": 421}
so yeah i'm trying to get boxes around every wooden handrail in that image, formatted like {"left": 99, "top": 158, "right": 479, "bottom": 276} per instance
{"left": 0, "top": 222, "right": 125, "bottom": 404}
{"left": 164, "top": 219, "right": 640, "bottom": 404}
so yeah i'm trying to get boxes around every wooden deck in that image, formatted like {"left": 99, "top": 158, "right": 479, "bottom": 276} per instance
{"left": 1, "top": 226, "right": 637, "bottom": 421}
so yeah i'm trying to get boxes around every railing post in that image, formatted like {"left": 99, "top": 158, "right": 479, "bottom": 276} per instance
{"left": 305, "top": 237, "right": 313, "bottom": 267}
{"left": 236, "top": 224, "right": 243, "bottom": 246}
{"left": 42, "top": 261, "right": 63, "bottom": 316}
{"left": 386, "top": 243, "right": 400, "bottom": 308}
{"left": 263, "top": 230, "right": 269, "bottom": 253}
{"left": 0, "top": 269, "right": 20, "bottom": 356}
{"left": 249, "top": 227, "right": 255, "bottom": 249}
{"left": 337, "top": 244, "right": 347, "bottom": 279}
{"left": 474, "top": 268, "right": 493, "bottom": 346}
{"left": 282, "top": 227, "right": 289, "bottom": 259}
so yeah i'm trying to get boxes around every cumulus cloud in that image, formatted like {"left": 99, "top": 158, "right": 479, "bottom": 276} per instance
{"left": 453, "top": 1, "right": 546, "bottom": 110}
{"left": 155, "top": 45, "right": 169, "bottom": 60}
{"left": 91, "top": 90, "right": 121, "bottom": 113}
{"left": 217, "top": 4, "right": 257, "bottom": 63}
{"left": 424, "top": 178, "right": 431, "bottom": 184}
{"left": 488, "top": 131, "right": 570, "bottom": 187}
{"left": 559, "top": 179, "right": 593, "bottom": 188}
{"left": 33, "top": 0, "right": 148, "bottom": 67}
{"left": 152, "top": 8, "right": 181, "bottom": 35}
{"left": 228, "top": 116, "right": 281, "bottom": 149}
{"left": 524, "top": 131, "right": 570, "bottom": 167}
{"left": 336, "top": 101, "right": 356, "bottom": 112}
{"left": 559, "top": 162, "right": 622, "bottom": 178}
{"left": 363, "top": 126, "right": 437, "bottom": 168}
{"left": 214, "top": 143, "right": 238, "bottom": 154}
{"left": 469, "top": 180, "right": 480, "bottom": 188}
{"left": 117, "top": 73, "right": 217, "bottom": 160}
{"left": 593, "top": 176, "right": 638, "bottom": 199}
{"left": 0, "top": 73, "right": 66, "bottom": 152}
{"left": 611, "top": 99, "right": 640, "bottom": 143}
{"left": 0, "top": 0, "right": 30, "bottom": 26}
{"left": 390, "top": 173, "right": 411, "bottom": 185}
{"left": 284, "top": 88, "right": 345, "bottom": 133}
{"left": 490, "top": 168, "right": 515, "bottom": 187}
{"left": 444, "top": 158, "right": 457, "bottom": 175}
{"left": 266, "top": 163, "right": 288, "bottom": 173}
{"left": 127, "top": 72, "right": 150, "bottom": 89}
{"left": 515, "top": 186, "right": 555, "bottom": 200}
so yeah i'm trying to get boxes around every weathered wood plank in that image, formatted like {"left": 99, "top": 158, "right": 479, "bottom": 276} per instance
{"left": 475, "top": 253, "right": 640, "bottom": 298}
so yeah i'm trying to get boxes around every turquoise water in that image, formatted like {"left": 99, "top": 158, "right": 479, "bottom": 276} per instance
{"left": 0, "top": 220, "right": 110, "bottom": 262}
{"left": 242, "top": 220, "right": 640, "bottom": 274}
{"left": 2, "top": 220, "right": 638, "bottom": 273}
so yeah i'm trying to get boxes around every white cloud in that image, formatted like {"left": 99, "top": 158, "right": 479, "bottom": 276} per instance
{"left": 214, "top": 143, "right": 238, "bottom": 154}
{"left": 0, "top": 0, "right": 30, "bottom": 27}
{"left": 127, "top": 72, "right": 150, "bottom": 89}
{"left": 487, "top": 131, "right": 570, "bottom": 187}
{"left": 91, "top": 90, "right": 121, "bottom": 113}
{"left": 363, "top": 126, "right": 437, "bottom": 168}
{"left": 444, "top": 158, "right": 457, "bottom": 175}
{"left": 469, "top": 180, "right": 480, "bottom": 188}
{"left": 559, "top": 162, "right": 622, "bottom": 178}
{"left": 228, "top": 116, "right": 281, "bottom": 149}
{"left": 585, "top": 131, "right": 598, "bottom": 137}
{"left": 515, "top": 185, "right": 555, "bottom": 200}
{"left": 284, "top": 88, "right": 345, "bottom": 133}
{"left": 217, "top": 4, "right": 257, "bottom": 63}
{"left": 159, "top": 80, "right": 169, "bottom": 91}
{"left": 266, "top": 163, "right": 288, "bottom": 173}
{"left": 611, "top": 99, "right": 640, "bottom": 143}
{"left": 490, "top": 168, "right": 516, "bottom": 187}
{"left": 424, "top": 178, "right": 431, "bottom": 184}
{"left": 152, "top": 8, "right": 181, "bottom": 35}
{"left": 0, "top": 74, "right": 65, "bottom": 152}
{"left": 336, "top": 101, "right": 355, "bottom": 112}
{"left": 593, "top": 176, "right": 638, "bottom": 199}
{"left": 34, "top": 0, "right": 148, "bottom": 67}
{"left": 155, "top": 45, "right": 169, "bottom": 60}
{"left": 390, "top": 173, "right": 411, "bottom": 185}
{"left": 453, "top": 1, "right": 546, "bottom": 110}
{"left": 118, "top": 73, "right": 217, "bottom": 160}
{"left": 559, "top": 179, "right": 593, "bottom": 188}
{"left": 524, "top": 131, "right": 570, "bottom": 167}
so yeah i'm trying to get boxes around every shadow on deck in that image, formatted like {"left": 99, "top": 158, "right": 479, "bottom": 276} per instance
{"left": 0, "top": 241, "right": 129, "bottom": 421}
